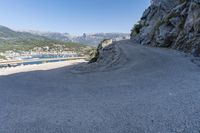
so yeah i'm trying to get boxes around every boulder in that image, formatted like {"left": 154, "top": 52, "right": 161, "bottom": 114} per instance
{"left": 100, "top": 39, "right": 113, "bottom": 49}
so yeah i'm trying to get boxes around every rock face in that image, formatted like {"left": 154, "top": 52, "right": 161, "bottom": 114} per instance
{"left": 132, "top": 0, "right": 200, "bottom": 57}
{"left": 100, "top": 39, "right": 113, "bottom": 49}
{"left": 89, "top": 39, "right": 114, "bottom": 63}
{"left": 72, "top": 40, "right": 123, "bottom": 73}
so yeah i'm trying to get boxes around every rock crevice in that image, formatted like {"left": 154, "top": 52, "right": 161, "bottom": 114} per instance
{"left": 132, "top": 0, "right": 200, "bottom": 57}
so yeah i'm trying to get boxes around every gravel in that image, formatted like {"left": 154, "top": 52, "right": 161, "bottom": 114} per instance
{"left": 0, "top": 40, "right": 200, "bottom": 133}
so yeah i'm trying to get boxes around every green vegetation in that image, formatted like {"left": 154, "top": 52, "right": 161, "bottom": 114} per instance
{"left": 165, "top": 11, "right": 178, "bottom": 24}
{"left": 155, "top": 11, "right": 186, "bottom": 31}
{"left": 130, "top": 21, "right": 143, "bottom": 37}
{"left": 89, "top": 49, "right": 99, "bottom": 63}
{"left": 0, "top": 25, "right": 94, "bottom": 58}
{"left": 178, "top": 18, "right": 185, "bottom": 30}
{"left": 88, "top": 41, "right": 107, "bottom": 63}
{"left": 0, "top": 38, "right": 92, "bottom": 55}
{"left": 179, "top": 0, "right": 187, "bottom": 4}
{"left": 155, "top": 11, "right": 182, "bottom": 31}
{"left": 155, "top": 11, "right": 178, "bottom": 29}
{"left": 0, "top": 55, "right": 6, "bottom": 60}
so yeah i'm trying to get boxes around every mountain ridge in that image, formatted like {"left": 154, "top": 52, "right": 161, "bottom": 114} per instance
{"left": 0, "top": 25, "right": 130, "bottom": 47}
{"left": 0, "top": 25, "right": 93, "bottom": 59}
{"left": 28, "top": 30, "right": 130, "bottom": 47}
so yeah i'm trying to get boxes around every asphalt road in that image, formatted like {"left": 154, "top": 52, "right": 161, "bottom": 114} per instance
{"left": 0, "top": 40, "right": 200, "bottom": 133}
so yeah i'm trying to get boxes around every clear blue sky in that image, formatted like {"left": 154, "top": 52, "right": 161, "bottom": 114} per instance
{"left": 0, "top": 0, "right": 150, "bottom": 35}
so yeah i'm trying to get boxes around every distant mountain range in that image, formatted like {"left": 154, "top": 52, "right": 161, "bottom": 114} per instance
{"left": 0, "top": 25, "right": 130, "bottom": 47}
{"left": 0, "top": 25, "right": 130, "bottom": 60}
{"left": 25, "top": 31, "right": 130, "bottom": 47}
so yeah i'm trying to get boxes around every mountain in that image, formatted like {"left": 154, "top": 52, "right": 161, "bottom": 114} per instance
{"left": 25, "top": 30, "right": 73, "bottom": 42}
{"left": 131, "top": 0, "right": 200, "bottom": 57}
{"left": 0, "top": 25, "right": 45, "bottom": 41}
{"left": 0, "top": 25, "right": 92, "bottom": 55}
{"left": 71, "top": 33, "right": 130, "bottom": 47}
{"left": 29, "top": 31, "right": 130, "bottom": 47}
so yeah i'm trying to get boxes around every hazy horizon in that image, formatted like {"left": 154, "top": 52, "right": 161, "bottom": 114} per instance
{"left": 0, "top": 0, "right": 150, "bottom": 35}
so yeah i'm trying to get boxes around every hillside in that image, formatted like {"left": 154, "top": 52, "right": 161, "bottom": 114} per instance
{"left": 131, "top": 0, "right": 200, "bottom": 57}
{"left": 0, "top": 25, "right": 93, "bottom": 58}
{"left": 0, "top": 25, "right": 46, "bottom": 41}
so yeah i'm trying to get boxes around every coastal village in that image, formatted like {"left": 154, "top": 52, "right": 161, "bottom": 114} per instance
{"left": 0, "top": 45, "right": 85, "bottom": 68}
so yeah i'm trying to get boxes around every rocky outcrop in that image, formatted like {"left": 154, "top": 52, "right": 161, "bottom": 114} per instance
{"left": 131, "top": 0, "right": 200, "bottom": 57}
{"left": 89, "top": 39, "right": 114, "bottom": 63}
{"left": 72, "top": 40, "right": 125, "bottom": 73}
{"left": 100, "top": 39, "right": 113, "bottom": 49}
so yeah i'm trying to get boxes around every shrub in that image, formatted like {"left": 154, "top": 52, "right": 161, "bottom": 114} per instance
{"left": 130, "top": 21, "right": 143, "bottom": 37}
{"left": 89, "top": 49, "right": 99, "bottom": 63}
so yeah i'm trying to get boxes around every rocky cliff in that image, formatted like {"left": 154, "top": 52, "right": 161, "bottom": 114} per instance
{"left": 131, "top": 0, "right": 200, "bottom": 57}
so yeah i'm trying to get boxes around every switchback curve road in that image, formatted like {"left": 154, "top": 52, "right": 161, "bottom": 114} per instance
{"left": 0, "top": 40, "right": 200, "bottom": 133}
